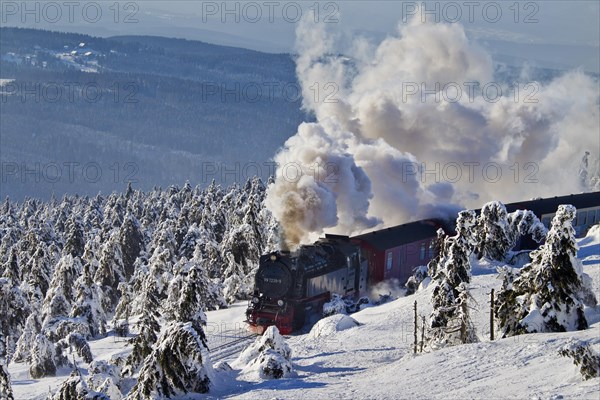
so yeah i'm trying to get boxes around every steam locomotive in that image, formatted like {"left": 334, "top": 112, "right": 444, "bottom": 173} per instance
{"left": 245, "top": 235, "right": 368, "bottom": 334}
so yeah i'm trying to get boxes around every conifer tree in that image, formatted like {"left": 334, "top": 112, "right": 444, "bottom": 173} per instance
{"left": 94, "top": 232, "right": 126, "bottom": 312}
{"left": 496, "top": 205, "right": 593, "bottom": 335}
{"left": 118, "top": 212, "right": 143, "bottom": 279}
{"left": 476, "top": 201, "right": 512, "bottom": 261}
{"left": 63, "top": 216, "right": 85, "bottom": 259}
{"left": 126, "top": 321, "right": 212, "bottom": 399}
{"left": 12, "top": 311, "right": 41, "bottom": 363}
{"left": 52, "top": 367, "right": 109, "bottom": 400}
{"left": 123, "top": 279, "right": 160, "bottom": 376}
{"left": 1, "top": 248, "right": 20, "bottom": 285}
{"left": 42, "top": 255, "right": 82, "bottom": 325}
{"left": 0, "top": 360, "right": 13, "bottom": 400}
{"left": 29, "top": 333, "right": 56, "bottom": 379}
{"left": 428, "top": 210, "right": 478, "bottom": 348}
{"left": 71, "top": 262, "right": 107, "bottom": 338}
{"left": 506, "top": 209, "right": 548, "bottom": 247}
{"left": 426, "top": 228, "right": 447, "bottom": 279}
{"left": 0, "top": 278, "right": 29, "bottom": 359}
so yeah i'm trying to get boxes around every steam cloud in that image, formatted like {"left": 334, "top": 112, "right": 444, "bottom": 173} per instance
{"left": 266, "top": 14, "right": 600, "bottom": 249}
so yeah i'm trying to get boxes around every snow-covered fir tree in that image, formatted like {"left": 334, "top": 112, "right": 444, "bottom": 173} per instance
{"left": 496, "top": 204, "right": 594, "bottom": 336}
{"left": 0, "top": 360, "right": 13, "bottom": 400}
{"left": 52, "top": 367, "right": 109, "bottom": 400}
{"left": 122, "top": 279, "right": 160, "bottom": 376}
{"left": 56, "top": 333, "right": 94, "bottom": 364}
{"left": 126, "top": 321, "right": 213, "bottom": 399}
{"left": 0, "top": 278, "right": 29, "bottom": 359}
{"left": 476, "top": 201, "right": 512, "bottom": 261}
{"left": 42, "top": 254, "right": 81, "bottom": 323}
{"left": 87, "top": 360, "right": 123, "bottom": 400}
{"left": 29, "top": 333, "right": 56, "bottom": 379}
{"left": 12, "top": 306, "right": 42, "bottom": 364}
{"left": 118, "top": 212, "right": 143, "bottom": 279}
{"left": 506, "top": 209, "right": 548, "bottom": 248}
{"left": 428, "top": 210, "right": 478, "bottom": 348}
{"left": 71, "top": 262, "right": 107, "bottom": 338}
{"left": 94, "top": 231, "right": 126, "bottom": 313}
{"left": 426, "top": 228, "right": 447, "bottom": 278}
{"left": 2, "top": 247, "right": 20, "bottom": 285}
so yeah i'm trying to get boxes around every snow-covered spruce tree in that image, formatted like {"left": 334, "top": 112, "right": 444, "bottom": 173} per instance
{"left": 24, "top": 245, "right": 53, "bottom": 301}
{"left": 113, "top": 282, "right": 132, "bottom": 336}
{"left": 87, "top": 360, "right": 123, "bottom": 400}
{"left": 0, "top": 360, "right": 13, "bottom": 400}
{"left": 70, "top": 262, "right": 107, "bottom": 339}
{"left": 29, "top": 333, "right": 56, "bottom": 378}
{"left": 56, "top": 333, "right": 93, "bottom": 364}
{"left": 220, "top": 202, "right": 263, "bottom": 303}
{"left": 428, "top": 210, "right": 478, "bottom": 348}
{"left": 0, "top": 278, "right": 29, "bottom": 359}
{"left": 118, "top": 212, "right": 143, "bottom": 280}
{"left": 496, "top": 205, "right": 593, "bottom": 336}
{"left": 426, "top": 228, "right": 447, "bottom": 279}
{"left": 122, "top": 279, "right": 160, "bottom": 376}
{"left": 235, "top": 326, "right": 292, "bottom": 379}
{"left": 125, "top": 321, "right": 213, "bottom": 399}
{"left": 2, "top": 247, "right": 20, "bottom": 285}
{"left": 506, "top": 209, "right": 548, "bottom": 248}
{"left": 145, "top": 224, "right": 177, "bottom": 301}
{"left": 62, "top": 216, "right": 85, "bottom": 259}
{"left": 94, "top": 231, "right": 126, "bottom": 313}
{"left": 12, "top": 311, "right": 41, "bottom": 363}
{"left": 560, "top": 340, "right": 600, "bottom": 380}
{"left": 405, "top": 265, "right": 429, "bottom": 296}
{"left": 52, "top": 367, "right": 109, "bottom": 400}
{"left": 178, "top": 223, "right": 201, "bottom": 261}
{"left": 42, "top": 254, "right": 81, "bottom": 323}
{"left": 173, "top": 263, "right": 213, "bottom": 327}
{"left": 476, "top": 201, "right": 512, "bottom": 261}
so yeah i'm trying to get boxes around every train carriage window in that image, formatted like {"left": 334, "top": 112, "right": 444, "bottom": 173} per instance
{"left": 589, "top": 210, "right": 597, "bottom": 225}
{"left": 428, "top": 241, "right": 435, "bottom": 258}
{"left": 577, "top": 211, "right": 587, "bottom": 226}
{"left": 386, "top": 252, "right": 393, "bottom": 270}
{"left": 420, "top": 243, "right": 426, "bottom": 260}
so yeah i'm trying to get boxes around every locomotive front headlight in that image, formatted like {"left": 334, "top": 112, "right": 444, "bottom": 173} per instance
{"left": 252, "top": 297, "right": 259, "bottom": 304}
{"left": 277, "top": 300, "right": 284, "bottom": 307}
{"left": 270, "top": 254, "right": 277, "bottom": 261}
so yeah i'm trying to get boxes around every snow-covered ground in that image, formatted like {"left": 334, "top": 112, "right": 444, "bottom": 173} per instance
{"left": 9, "top": 226, "right": 600, "bottom": 399}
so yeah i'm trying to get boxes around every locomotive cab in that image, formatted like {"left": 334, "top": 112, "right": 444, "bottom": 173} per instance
{"left": 246, "top": 236, "right": 366, "bottom": 335}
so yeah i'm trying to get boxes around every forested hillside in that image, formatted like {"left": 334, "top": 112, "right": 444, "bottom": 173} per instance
{"left": 0, "top": 178, "right": 278, "bottom": 382}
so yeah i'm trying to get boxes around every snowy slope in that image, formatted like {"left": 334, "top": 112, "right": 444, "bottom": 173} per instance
{"left": 9, "top": 226, "right": 600, "bottom": 399}
{"left": 208, "top": 227, "right": 600, "bottom": 400}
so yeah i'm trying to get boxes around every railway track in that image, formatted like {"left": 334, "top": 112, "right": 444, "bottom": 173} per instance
{"left": 208, "top": 330, "right": 257, "bottom": 362}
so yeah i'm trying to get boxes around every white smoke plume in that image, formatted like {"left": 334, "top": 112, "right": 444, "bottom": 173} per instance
{"left": 266, "top": 14, "right": 600, "bottom": 249}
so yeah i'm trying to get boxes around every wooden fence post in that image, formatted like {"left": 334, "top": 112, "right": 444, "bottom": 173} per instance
{"left": 413, "top": 301, "right": 418, "bottom": 354}
{"left": 490, "top": 289, "right": 495, "bottom": 341}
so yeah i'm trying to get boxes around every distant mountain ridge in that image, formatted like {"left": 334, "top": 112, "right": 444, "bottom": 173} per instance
{"left": 0, "top": 27, "right": 309, "bottom": 200}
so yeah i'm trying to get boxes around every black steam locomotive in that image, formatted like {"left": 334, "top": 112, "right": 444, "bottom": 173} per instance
{"left": 245, "top": 235, "right": 367, "bottom": 334}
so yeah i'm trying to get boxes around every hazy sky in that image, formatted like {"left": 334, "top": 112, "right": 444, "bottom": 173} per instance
{"left": 2, "top": 1, "right": 599, "bottom": 71}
